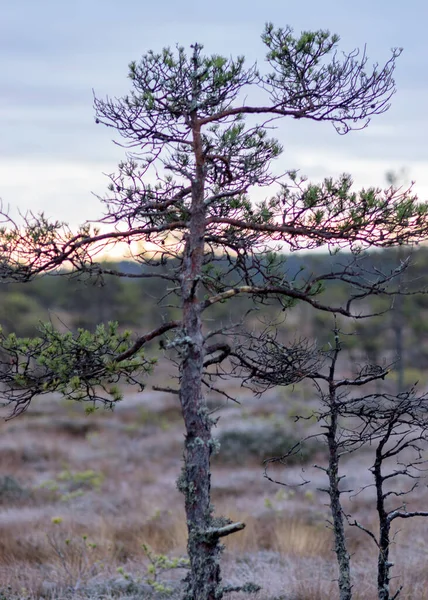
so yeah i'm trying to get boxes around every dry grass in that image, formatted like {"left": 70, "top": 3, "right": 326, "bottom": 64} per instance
{"left": 222, "top": 509, "right": 332, "bottom": 557}
{"left": 0, "top": 387, "right": 427, "bottom": 599}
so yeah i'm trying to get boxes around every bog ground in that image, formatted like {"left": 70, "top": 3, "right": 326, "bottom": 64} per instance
{"left": 0, "top": 368, "right": 427, "bottom": 600}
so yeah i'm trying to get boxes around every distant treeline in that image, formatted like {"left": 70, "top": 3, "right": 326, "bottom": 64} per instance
{"left": 3, "top": 247, "right": 428, "bottom": 381}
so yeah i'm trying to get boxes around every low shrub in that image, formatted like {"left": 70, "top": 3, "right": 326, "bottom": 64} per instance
{"left": 215, "top": 424, "right": 322, "bottom": 465}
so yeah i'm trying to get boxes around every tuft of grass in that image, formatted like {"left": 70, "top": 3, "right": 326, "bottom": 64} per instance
{"left": 39, "top": 468, "right": 105, "bottom": 502}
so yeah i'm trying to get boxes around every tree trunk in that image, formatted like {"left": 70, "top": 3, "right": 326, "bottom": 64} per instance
{"left": 392, "top": 291, "right": 404, "bottom": 395}
{"left": 178, "top": 120, "right": 223, "bottom": 599}
{"left": 178, "top": 294, "right": 223, "bottom": 599}
{"left": 327, "top": 406, "right": 353, "bottom": 600}
{"left": 377, "top": 522, "right": 392, "bottom": 600}
{"left": 374, "top": 449, "right": 392, "bottom": 600}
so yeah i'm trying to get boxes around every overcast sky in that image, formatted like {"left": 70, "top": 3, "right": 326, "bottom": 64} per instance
{"left": 1, "top": 0, "right": 427, "bottom": 228}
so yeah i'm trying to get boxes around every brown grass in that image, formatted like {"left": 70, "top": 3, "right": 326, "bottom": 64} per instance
{"left": 222, "top": 509, "right": 332, "bottom": 557}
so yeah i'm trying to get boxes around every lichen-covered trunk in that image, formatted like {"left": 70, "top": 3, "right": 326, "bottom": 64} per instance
{"left": 327, "top": 396, "right": 352, "bottom": 600}
{"left": 179, "top": 365, "right": 221, "bottom": 600}
{"left": 179, "top": 284, "right": 222, "bottom": 599}
{"left": 374, "top": 449, "right": 392, "bottom": 600}
{"left": 178, "top": 122, "right": 223, "bottom": 600}
{"left": 377, "top": 521, "right": 392, "bottom": 600}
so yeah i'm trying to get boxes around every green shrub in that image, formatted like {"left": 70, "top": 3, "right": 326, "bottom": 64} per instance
{"left": 0, "top": 476, "right": 30, "bottom": 504}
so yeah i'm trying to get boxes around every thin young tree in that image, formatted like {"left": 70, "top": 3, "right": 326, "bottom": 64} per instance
{"left": 319, "top": 352, "right": 428, "bottom": 600}
{"left": 1, "top": 25, "right": 428, "bottom": 600}
{"left": 344, "top": 387, "right": 428, "bottom": 600}
{"left": 231, "top": 326, "right": 385, "bottom": 600}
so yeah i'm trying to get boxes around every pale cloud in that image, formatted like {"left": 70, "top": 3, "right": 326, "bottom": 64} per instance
{"left": 0, "top": 160, "right": 110, "bottom": 223}
{"left": 2, "top": 0, "right": 428, "bottom": 230}
{"left": 292, "top": 151, "right": 428, "bottom": 198}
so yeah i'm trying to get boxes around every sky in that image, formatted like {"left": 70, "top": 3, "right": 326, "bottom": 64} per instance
{"left": 1, "top": 0, "right": 427, "bottom": 229}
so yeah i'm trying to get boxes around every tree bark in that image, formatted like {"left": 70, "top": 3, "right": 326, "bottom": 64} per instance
{"left": 327, "top": 396, "right": 353, "bottom": 600}
{"left": 374, "top": 446, "right": 392, "bottom": 600}
{"left": 178, "top": 114, "right": 223, "bottom": 600}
